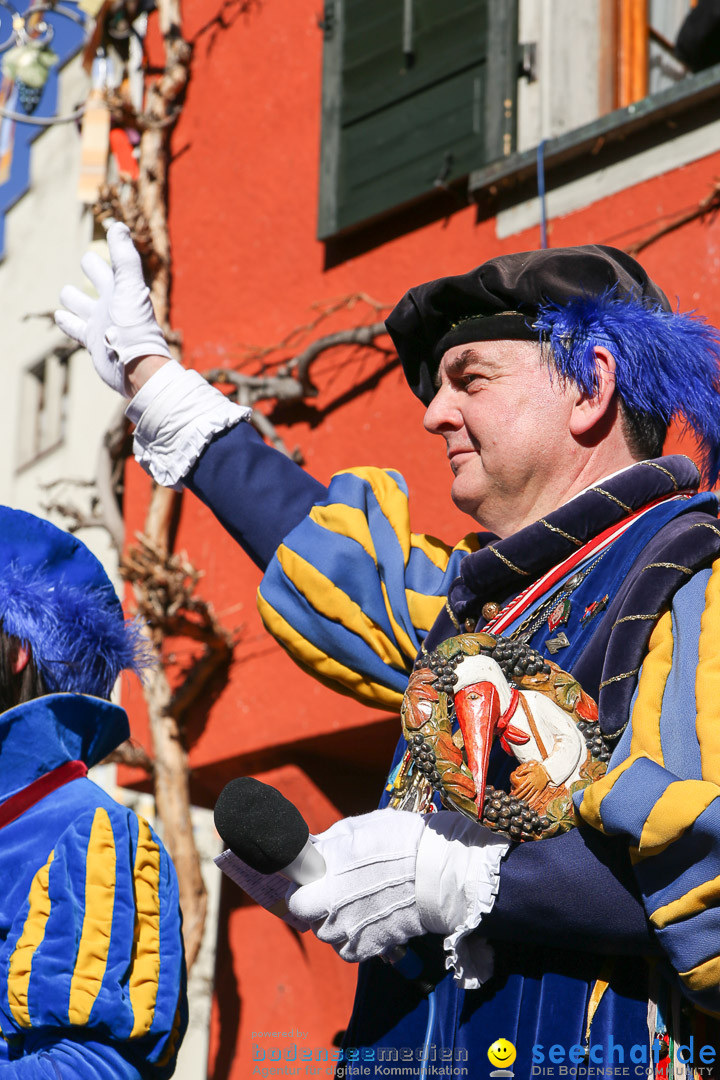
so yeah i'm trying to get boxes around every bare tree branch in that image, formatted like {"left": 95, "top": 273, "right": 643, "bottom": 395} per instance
{"left": 102, "top": 739, "right": 155, "bottom": 774}
{"left": 202, "top": 317, "right": 391, "bottom": 456}
{"left": 287, "top": 320, "right": 390, "bottom": 386}
{"left": 124, "top": 496, "right": 210, "bottom": 970}
{"left": 626, "top": 180, "right": 720, "bottom": 256}
{"left": 247, "top": 410, "right": 298, "bottom": 459}
{"left": 38, "top": 499, "right": 105, "bottom": 534}
{"left": 203, "top": 320, "right": 389, "bottom": 402}
{"left": 87, "top": 0, "right": 208, "bottom": 971}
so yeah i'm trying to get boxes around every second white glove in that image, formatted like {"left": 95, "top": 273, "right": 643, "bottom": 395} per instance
{"left": 286, "top": 807, "right": 510, "bottom": 984}
{"left": 286, "top": 809, "right": 426, "bottom": 963}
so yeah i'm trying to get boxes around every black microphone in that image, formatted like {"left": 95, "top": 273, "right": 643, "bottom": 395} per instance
{"left": 214, "top": 777, "right": 439, "bottom": 993}
{"left": 214, "top": 776, "right": 326, "bottom": 884}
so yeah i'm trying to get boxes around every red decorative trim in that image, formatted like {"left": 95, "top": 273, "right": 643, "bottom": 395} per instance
{"left": 0, "top": 760, "right": 88, "bottom": 830}
{"left": 486, "top": 491, "right": 693, "bottom": 636}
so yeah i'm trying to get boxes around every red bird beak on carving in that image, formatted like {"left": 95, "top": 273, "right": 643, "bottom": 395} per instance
{"left": 454, "top": 682, "right": 501, "bottom": 814}
{"left": 454, "top": 680, "right": 531, "bottom": 814}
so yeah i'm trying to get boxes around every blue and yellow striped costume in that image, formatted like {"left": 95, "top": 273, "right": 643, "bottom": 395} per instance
{"left": 259, "top": 466, "right": 482, "bottom": 710}
{"left": 579, "top": 564, "right": 720, "bottom": 1016}
{"left": 185, "top": 420, "right": 720, "bottom": 1076}
{"left": 243, "top": 446, "right": 720, "bottom": 1077}
{"left": 0, "top": 693, "right": 186, "bottom": 1078}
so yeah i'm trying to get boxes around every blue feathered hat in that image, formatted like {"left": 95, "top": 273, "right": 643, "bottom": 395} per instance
{"left": 386, "top": 245, "right": 720, "bottom": 485}
{"left": 533, "top": 289, "right": 720, "bottom": 486}
{"left": 0, "top": 507, "right": 146, "bottom": 697}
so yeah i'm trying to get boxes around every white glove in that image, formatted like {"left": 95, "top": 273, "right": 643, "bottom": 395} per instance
{"left": 54, "top": 222, "right": 172, "bottom": 396}
{"left": 286, "top": 808, "right": 510, "bottom": 985}
{"left": 286, "top": 810, "right": 426, "bottom": 963}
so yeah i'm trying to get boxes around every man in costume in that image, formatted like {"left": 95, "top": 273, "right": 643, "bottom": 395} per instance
{"left": 0, "top": 506, "right": 186, "bottom": 1077}
{"left": 56, "top": 226, "right": 720, "bottom": 1077}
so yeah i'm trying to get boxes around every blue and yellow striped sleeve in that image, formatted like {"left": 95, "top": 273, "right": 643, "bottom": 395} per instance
{"left": 0, "top": 804, "right": 186, "bottom": 1076}
{"left": 577, "top": 559, "right": 720, "bottom": 1013}
{"left": 257, "top": 466, "right": 481, "bottom": 709}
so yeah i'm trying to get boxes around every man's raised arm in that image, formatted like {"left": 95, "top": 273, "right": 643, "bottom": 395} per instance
{"left": 55, "top": 223, "right": 325, "bottom": 569}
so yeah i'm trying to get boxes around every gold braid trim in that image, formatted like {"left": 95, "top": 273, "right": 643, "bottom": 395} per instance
{"left": 641, "top": 461, "right": 679, "bottom": 490}
{"left": 592, "top": 488, "right": 632, "bottom": 513}
{"left": 537, "top": 519, "right": 582, "bottom": 547}
{"left": 677, "top": 453, "right": 702, "bottom": 476}
{"left": 690, "top": 522, "right": 720, "bottom": 541}
{"left": 603, "top": 720, "right": 629, "bottom": 741}
{"left": 449, "top": 310, "right": 524, "bottom": 329}
{"left": 444, "top": 597, "right": 462, "bottom": 630}
{"left": 612, "top": 613, "right": 662, "bottom": 628}
{"left": 641, "top": 562, "right": 693, "bottom": 576}
{"left": 599, "top": 668, "right": 640, "bottom": 690}
{"left": 487, "top": 545, "right": 531, "bottom": 577}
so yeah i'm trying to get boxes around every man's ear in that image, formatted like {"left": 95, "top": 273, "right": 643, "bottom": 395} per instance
{"left": 568, "top": 346, "right": 617, "bottom": 437}
{"left": 11, "top": 643, "right": 30, "bottom": 675}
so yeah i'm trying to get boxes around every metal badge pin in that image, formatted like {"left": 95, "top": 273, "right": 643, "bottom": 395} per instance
{"left": 545, "top": 632, "right": 570, "bottom": 654}
{"left": 580, "top": 594, "right": 609, "bottom": 627}
{"left": 547, "top": 595, "right": 572, "bottom": 632}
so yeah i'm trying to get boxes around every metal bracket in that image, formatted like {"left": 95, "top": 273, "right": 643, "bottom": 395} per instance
{"left": 318, "top": 1, "right": 335, "bottom": 40}
{"left": 518, "top": 41, "right": 537, "bottom": 83}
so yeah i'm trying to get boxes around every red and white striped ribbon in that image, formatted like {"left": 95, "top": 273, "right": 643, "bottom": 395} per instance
{"left": 484, "top": 492, "right": 691, "bottom": 637}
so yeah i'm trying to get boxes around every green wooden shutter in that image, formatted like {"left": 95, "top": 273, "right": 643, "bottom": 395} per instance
{"left": 318, "top": 0, "right": 518, "bottom": 239}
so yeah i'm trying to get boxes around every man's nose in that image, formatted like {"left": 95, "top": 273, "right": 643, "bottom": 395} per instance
{"left": 423, "top": 384, "right": 460, "bottom": 434}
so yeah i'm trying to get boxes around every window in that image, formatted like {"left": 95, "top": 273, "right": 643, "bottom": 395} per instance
{"left": 319, "top": 0, "right": 720, "bottom": 242}
{"left": 17, "top": 350, "right": 70, "bottom": 469}
{"left": 647, "top": 0, "right": 692, "bottom": 97}
{"left": 467, "top": 0, "right": 720, "bottom": 236}
{"left": 318, "top": 0, "right": 519, "bottom": 239}
{"left": 515, "top": 0, "right": 699, "bottom": 155}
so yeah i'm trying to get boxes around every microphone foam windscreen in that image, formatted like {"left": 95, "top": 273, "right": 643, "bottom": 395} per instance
{"left": 214, "top": 777, "right": 310, "bottom": 874}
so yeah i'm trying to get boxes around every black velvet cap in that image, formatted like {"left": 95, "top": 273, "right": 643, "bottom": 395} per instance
{"left": 385, "top": 245, "right": 671, "bottom": 404}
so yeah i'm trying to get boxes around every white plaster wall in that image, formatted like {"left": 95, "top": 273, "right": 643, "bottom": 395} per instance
{"left": 0, "top": 52, "right": 120, "bottom": 581}
{"left": 0, "top": 52, "right": 219, "bottom": 1080}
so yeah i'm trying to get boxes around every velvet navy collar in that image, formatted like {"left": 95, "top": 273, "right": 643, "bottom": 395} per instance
{"left": 447, "top": 456, "right": 703, "bottom": 624}
{"left": 0, "top": 693, "right": 129, "bottom": 801}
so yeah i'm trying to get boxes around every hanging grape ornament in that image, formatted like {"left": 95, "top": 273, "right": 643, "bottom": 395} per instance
{"left": 0, "top": 2, "right": 87, "bottom": 126}
{"left": 2, "top": 23, "right": 57, "bottom": 115}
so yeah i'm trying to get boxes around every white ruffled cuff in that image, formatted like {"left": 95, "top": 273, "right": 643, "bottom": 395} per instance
{"left": 415, "top": 813, "right": 510, "bottom": 990}
{"left": 126, "top": 360, "right": 251, "bottom": 488}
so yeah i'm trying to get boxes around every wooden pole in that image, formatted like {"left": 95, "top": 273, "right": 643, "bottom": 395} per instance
{"left": 617, "top": 0, "right": 648, "bottom": 107}
{"left": 618, "top": 0, "right": 632, "bottom": 107}
{"left": 630, "top": 0, "right": 648, "bottom": 102}
{"left": 127, "top": 0, "right": 207, "bottom": 971}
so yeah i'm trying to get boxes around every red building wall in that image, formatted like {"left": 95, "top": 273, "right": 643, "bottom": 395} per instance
{"left": 122, "top": 2, "right": 720, "bottom": 1075}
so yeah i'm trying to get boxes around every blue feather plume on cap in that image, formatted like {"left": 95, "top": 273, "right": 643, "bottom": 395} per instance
{"left": 534, "top": 290, "right": 720, "bottom": 486}
{"left": 0, "top": 565, "right": 148, "bottom": 698}
{"left": 0, "top": 506, "right": 149, "bottom": 699}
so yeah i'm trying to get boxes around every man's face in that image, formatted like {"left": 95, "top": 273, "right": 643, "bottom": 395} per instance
{"left": 423, "top": 339, "right": 581, "bottom": 537}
